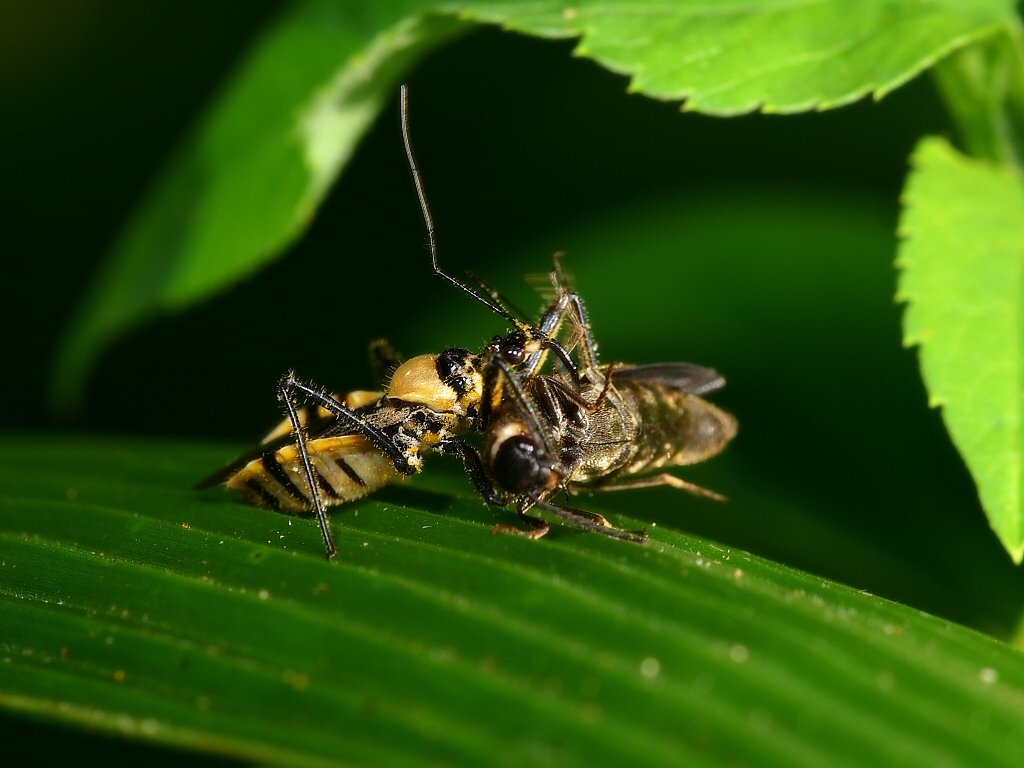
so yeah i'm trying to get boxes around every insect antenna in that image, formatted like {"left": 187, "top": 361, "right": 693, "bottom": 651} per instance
{"left": 400, "top": 85, "right": 519, "bottom": 325}
{"left": 465, "top": 269, "right": 531, "bottom": 323}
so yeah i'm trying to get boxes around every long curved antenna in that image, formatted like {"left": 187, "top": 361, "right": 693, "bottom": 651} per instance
{"left": 465, "top": 269, "right": 531, "bottom": 322}
{"left": 400, "top": 84, "right": 516, "bottom": 323}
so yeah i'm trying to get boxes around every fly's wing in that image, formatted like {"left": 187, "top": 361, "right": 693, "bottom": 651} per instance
{"left": 611, "top": 363, "right": 725, "bottom": 395}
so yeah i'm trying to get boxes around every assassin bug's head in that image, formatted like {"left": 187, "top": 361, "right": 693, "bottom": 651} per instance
{"left": 488, "top": 327, "right": 577, "bottom": 381}
{"left": 386, "top": 348, "right": 483, "bottom": 417}
{"left": 488, "top": 330, "right": 528, "bottom": 366}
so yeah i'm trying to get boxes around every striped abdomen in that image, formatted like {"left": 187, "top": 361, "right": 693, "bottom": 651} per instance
{"left": 226, "top": 435, "right": 402, "bottom": 514}
{"left": 569, "top": 380, "right": 737, "bottom": 486}
{"left": 615, "top": 381, "right": 737, "bottom": 476}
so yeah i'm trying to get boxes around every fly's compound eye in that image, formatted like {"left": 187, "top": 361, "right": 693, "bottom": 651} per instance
{"left": 493, "top": 435, "right": 553, "bottom": 494}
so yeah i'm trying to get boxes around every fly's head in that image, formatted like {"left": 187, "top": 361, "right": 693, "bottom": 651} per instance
{"left": 486, "top": 421, "right": 562, "bottom": 496}
{"left": 386, "top": 348, "right": 483, "bottom": 419}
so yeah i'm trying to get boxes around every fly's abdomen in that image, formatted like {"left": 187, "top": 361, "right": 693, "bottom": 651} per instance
{"left": 226, "top": 435, "right": 402, "bottom": 514}
{"left": 618, "top": 382, "right": 737, "bottom": 476}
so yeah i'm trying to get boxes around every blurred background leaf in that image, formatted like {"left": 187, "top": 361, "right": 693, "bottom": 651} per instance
{"left": 4, "top": 436, "right": 1024, "bottom": 767}
{"left": 49, "top": 0, "right": 1016, "bottom": 413}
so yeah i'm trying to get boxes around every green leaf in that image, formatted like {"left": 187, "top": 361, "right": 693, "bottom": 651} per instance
{"left": 896, "top": 136, "right": 1024, "bottom": 562}
{"left": 3, "top": 436, "right": 1024, "bottom": 766}
{"left": 52, "top": 0, "right": 1017, "bottom": 412}
{"left": 465, "top": 0, "right": 1012, "bottom": 113}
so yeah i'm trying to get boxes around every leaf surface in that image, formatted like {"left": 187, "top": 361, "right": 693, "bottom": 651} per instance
{"left": 2, "top": 436, "right": 1024, "bottom": 766}
{"left": 52, "top": 0, "right": 1017, "bottom": 410}
{"left": 897, "top": 136, "right": 1024, "bottom": 561}
{"left": 464, "top": 0, "right": 1011, "bottom": 113}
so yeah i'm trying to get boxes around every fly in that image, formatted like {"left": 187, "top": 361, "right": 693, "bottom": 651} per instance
{"left": 462, "top": 269, "right": 738, "bottom": 542}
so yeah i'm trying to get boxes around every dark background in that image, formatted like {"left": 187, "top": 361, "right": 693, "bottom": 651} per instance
{"left": 2, "top": 1, "right": 1018, "bottom": 763}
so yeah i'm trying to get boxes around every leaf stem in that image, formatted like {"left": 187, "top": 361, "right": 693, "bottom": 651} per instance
{"left": 932, "top": 19, "right": 1024, "bottom": 172}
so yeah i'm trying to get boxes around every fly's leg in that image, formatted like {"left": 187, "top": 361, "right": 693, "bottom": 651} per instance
{"left": 594, "top": 473, "right": 728, "bottom": 502}
{"left": 530, "top": 494, "right": 648, "bottom": 543}
{"left": 548, "top": 257, "right": 601, "bottom": 372}
{"left": 565, "top": 292, "right": 600, "bottom": 372}
{"left": 436, "top": 439, "right": 547, "bottom": 538}
{"left": 436, "top": 438, "right": 512, "bottom": 507}
{"left": 279, "top": 371, "right": 417, "bottom": 560}
{"left": 586, "top": 361, "right": 617, "bottom": 413}
{"left": 492, "top": 498, "right": 550, "bottom": 540}
{"left": 522, "top": 291, "right": 571, "bottom": 376}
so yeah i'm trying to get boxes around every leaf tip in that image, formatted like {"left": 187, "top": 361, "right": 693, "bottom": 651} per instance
{"left": 48, "top": 333, "right": 93, "bottom": 420}
{"left": 1010, "top": 544, "right": 1024, "bottom": 566}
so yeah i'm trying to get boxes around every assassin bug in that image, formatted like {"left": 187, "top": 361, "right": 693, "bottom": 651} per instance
{"left": 198, "top": 86, "right": 583, "bottom": 558}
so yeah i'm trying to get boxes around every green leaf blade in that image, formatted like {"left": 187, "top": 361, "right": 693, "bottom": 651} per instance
{"left": 897, "top": 135, "right": 1024, "bottom": 561}
{"left": 53, "top": 0, "right": 1018, "bottom": 412}
{"left": 3, "top": 437, "right": 1024, "bottom": 766}
{"left": 465, "top": 0, "right": 1014, "bottom": 113}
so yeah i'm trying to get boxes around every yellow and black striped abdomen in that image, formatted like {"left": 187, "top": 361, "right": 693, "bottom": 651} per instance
{"left": 225, "top": 435, "right": 402, "bottom": 514}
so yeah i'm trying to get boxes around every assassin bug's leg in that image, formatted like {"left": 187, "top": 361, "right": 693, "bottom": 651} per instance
{"left": 436, "top": 438, "right": 512, "bottom": 507}
{"left": 278, "top": 371, "right": 419, "bottom": 559}
{"left": 485, "top": 357, "right": 559, "bottom": 458}
{"left": 277, "top": 374, "right": 336, "bottom": 559}
{"left": 436, "top": 438, "right": 550, "bottom": 539}
{"left": 280, "top": 372, "right": 416, "bottom": 475}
